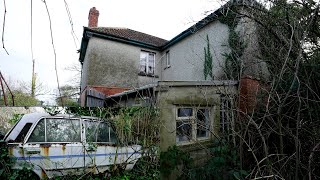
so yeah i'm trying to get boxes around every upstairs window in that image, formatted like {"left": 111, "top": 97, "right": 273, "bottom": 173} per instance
{"left": 140, "top": 51, "right": 155, "bottom": 75}
{"left": 165, "top": 51, "right": 170, "bottom": 68}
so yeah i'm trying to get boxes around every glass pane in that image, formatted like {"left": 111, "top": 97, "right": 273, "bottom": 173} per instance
{"left": 140, "top": 52, "right": 147, "bottom": 73}
{"left": 15, "top": 123, "right": 33, "bottom": 142}
{"left": 46, "top": 119, "right": 80, "bottom": 142}
{"left": 28, "top": 119, "right": 45, "bottom": 142}
{"left": 177, "top": 108, "right": 193, "bottom": 117}
{"left": 148, "top": 66, "right": 154, "bottom": 74}
{"left": 176, "top": 121, "right": 192, "bottom": 142}
{"left": 166, "top": 52, "right": 170, "bottom": 66}
{"left": 85, "top": 121, "right": 99, "bottom": 142}
{"left": 97, "top": 123, "right": 109, "bottom": 142}
{"left": 196, "top": 109, "right": 209, "bottom": 138}
{"left": 110, "top": 127, "right": 117, "bottom": 143}
{"left": 220, "top": 97, "right": 232, "bottom": 134}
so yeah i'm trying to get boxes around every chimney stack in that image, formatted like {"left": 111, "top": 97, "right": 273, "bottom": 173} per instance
{"left": 88, "top": 7, "right": 99, "bottom": 27}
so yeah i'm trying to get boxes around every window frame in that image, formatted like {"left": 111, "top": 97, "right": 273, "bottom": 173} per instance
{"left": 175, "top": 106, "right": 211, "bottom": 144}
{"left": 220, "top": 95, "right": 234, "bottom": 141}
{"left": 139, "top": 51, "right": 156, "bottom": 75}
{"left": 165, "top": 51, "right": 170, "bottom": 69}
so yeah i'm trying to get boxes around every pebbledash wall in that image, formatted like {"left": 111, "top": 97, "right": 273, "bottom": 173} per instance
{"left": 81, "top": 37, "right": 161, "bottom": 91}
{"left": 158, "top": 21, "right": 230, "bottom": 81}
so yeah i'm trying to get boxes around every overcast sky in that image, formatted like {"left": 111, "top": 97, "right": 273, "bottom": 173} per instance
{"left": 0, "top": 0, "right": 221, "bottom": 105}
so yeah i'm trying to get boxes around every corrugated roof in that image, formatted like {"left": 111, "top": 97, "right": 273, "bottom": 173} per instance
{"left": 87, "top": 27, "right": 168, "bottom": 47}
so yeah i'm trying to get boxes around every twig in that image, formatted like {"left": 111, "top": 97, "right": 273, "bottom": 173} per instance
{"left": 42, "top": 0, "right": 64, "bottom": 106}
{"left": 2, "top": 0, "right": 9, "bottom": 55}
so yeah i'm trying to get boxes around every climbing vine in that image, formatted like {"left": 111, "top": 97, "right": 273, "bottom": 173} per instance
{"left": 204, "top": 34, "right": 213, "bottom": 80}
{"left": 219, "top": 7, "right": 246, "bottom": 80}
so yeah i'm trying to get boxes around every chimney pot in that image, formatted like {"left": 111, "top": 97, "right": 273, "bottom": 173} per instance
{"left": 88, "top": 7, "right": 99, "bottom": 27}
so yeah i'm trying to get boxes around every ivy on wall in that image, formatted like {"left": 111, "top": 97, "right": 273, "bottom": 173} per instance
{"left": 204, "top": 35, "right": 213, "bottom": 80}
{"left": 219, "top": 7, "right": 246, "bottom": 80}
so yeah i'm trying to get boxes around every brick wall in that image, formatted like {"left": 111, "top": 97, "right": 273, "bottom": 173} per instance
{"left": 239, "top": 75, "right": 260, "bottom": 114}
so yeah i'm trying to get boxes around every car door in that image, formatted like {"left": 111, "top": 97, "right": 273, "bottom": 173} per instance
{"left": 24, "top": 117, "right": 84, "bottom": 178}
{"left": 83, "top": 120, "right": 141, "bottom": 173}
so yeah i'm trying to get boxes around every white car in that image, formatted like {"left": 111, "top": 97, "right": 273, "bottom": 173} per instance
{"left": 3, "top": 113, "right": 142, "bottom": 179}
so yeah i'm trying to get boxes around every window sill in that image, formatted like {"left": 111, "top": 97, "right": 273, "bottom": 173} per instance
{"left": 138, "top": 72, "right": 159, "bottom": 78}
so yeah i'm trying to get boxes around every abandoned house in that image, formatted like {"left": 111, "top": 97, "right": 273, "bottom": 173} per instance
{"left": 78, "top": 0, "right": 270, "bottom": 157}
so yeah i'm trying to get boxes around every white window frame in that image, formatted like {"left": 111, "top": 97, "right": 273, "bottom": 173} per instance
{"left": 140, "top": 51, "right": 155, "bottom": 75}
{"left": 176, "top": 107, "right": 211, "bottom": 144}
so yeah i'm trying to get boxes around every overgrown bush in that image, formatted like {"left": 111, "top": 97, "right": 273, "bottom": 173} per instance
{"left": 188, "top": 140, "right": 248, "bottom": 180}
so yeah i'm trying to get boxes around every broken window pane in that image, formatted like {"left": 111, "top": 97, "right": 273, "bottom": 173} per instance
{"left": 176, "top": 121, "right": 192, "bottom": 142}
{"left": 196, "top": 109, "right": 209, "bottom": 138}
{"left": 46, "top": 119, "right": 80, "bottom": 142}
{"left": 28, "top": 119, "right": 45, "bottom": 142}
{"left": 177, "top": 108, "right": 193, "bottom": 117}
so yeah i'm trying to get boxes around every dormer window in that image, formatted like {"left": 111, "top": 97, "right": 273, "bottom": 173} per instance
{"left": 140, "top": 51, "right": 155, "bottom": 75}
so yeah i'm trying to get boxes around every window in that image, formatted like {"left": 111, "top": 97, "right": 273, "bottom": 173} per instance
{"left": 196, "top": 109, "right": 209, "bottom": 138}
{"left": 14, "top": 123, "right": 33, "bottom": 142}
{"left": 28, "top": 118, "right": 81, "bottom": 143}
{"left": 47, "top": 119, "right": 81, "bottom": 142}
{"left": 84, "top": 121, "right": 117, "bottom": 143}
{"left": 220, "top": 95, "right": 234, "bottom": 141}
{"left": 165, "top": 51, "right": 170, "bottom": 68}
{"left": 28, "top": 119, "right": 45, "bottom": 142}
{"left": 176, "top": 107, "right": 210, "bottom": 143}
{"left": 140, "top": 51, "right": 155, "bottom": 75}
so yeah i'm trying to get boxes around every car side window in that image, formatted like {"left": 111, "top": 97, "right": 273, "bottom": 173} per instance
{"left": 97, "top": 123, "right": 109, "bottom": 142}
{"left": 15, "top": 123, "right": 33, "bottom": 143}
{"left": 109, "top": 127, "right": 117, "bottom": 143}
{"left": 28, "top": 119, "right": 45, "bottom": 142}
{"left": 84, "top": 121, "right": 99, "bottom": 142}
{"left": 46, "top": 119, "right": 81, "bottom": 142}
{"left": 28, "top": 118, "right": 81, "bottom": 143}
{"left": 84, "top": 121, "right": 116, "bottom": 143}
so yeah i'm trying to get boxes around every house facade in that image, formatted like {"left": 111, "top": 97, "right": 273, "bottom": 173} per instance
{"left": 79, "top": 0, "right": 269, "bottom": 107}
{"left": 78, "top": 0, "right": 269, "bottom": 158}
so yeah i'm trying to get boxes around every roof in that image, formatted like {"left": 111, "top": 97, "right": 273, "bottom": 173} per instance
{"left": 79, "top": 0, "right": 260, "bottom": 63}
{"left": 89, "top": 85, "right": 130, "bottom": 96}
{"left": 107, "top": 84, "right": 157, "bottom": 99}
{"left": 87, "top": 27, "right": 168, "bottom": 47}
